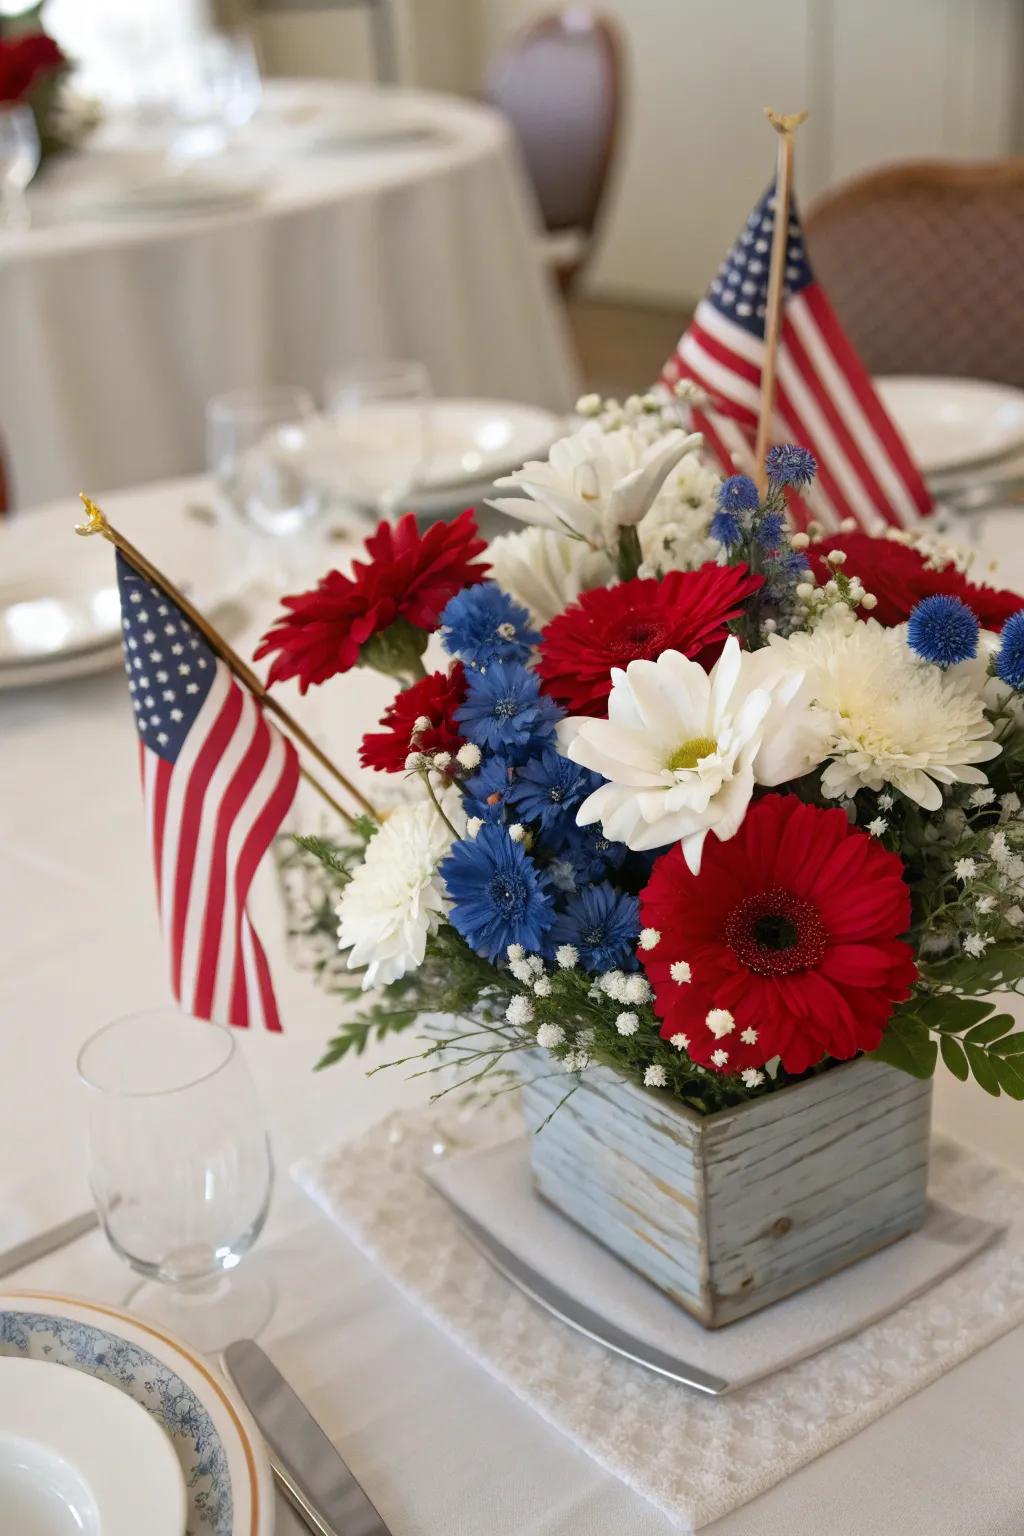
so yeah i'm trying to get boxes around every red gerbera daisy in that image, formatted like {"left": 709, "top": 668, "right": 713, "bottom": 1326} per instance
{"left": 814, "top": 533, "right": 1022, "bottom": 630}
{"left": 536, "top": 564, "right": 763, "bottom": 716}
{"left": 639, "top": 794, "right": 917, "bottom": 1075}
{"left": 360, "top": 663, "right": 467, "bottom": 774}
{"left": 255, "top": 510, "right": 488, "bottom": 692}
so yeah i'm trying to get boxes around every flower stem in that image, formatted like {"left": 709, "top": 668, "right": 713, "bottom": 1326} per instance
{"left": 419, "top": 767, "right": 460, "bottom": 837}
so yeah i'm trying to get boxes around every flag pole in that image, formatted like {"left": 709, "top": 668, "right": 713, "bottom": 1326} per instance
{"left": 754, "top": 107, "right": 808, "bottom": 494}
{"left": 75, "top": 496, "right": 380, "bottom": 828}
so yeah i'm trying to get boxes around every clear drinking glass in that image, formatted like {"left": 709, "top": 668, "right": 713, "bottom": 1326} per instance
{"left": 0, "top": 103, "right": 40, "bottom": 231}
{"left": 324, "top": 359, "right": 433, "bottom": 519}
{"left": 78, "top": 1009, "right": 275, "bottom": 1353}
{"left": 172, "top": 32, "right": 263, "bottom": 159}
{"left": 207, "top": 384, "right": 321, "bottom": 541}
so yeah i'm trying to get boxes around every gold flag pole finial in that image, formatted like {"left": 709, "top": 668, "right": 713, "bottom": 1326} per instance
{"left": 73, "top": 494, "right": 380, "bottom": 828}
{"left": 754, "top": 107, "right": 809, "bottom": 494}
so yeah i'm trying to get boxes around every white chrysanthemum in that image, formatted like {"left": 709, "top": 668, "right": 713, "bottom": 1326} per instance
{"left": 336, "top": 793, "right": 462, "bottom": 990}
{"left": 768, "top": 617, "right": 1000, "bottom": 812}
{"left": 637, "top": 452, "right": 722, "bottom": 575}
{"left": 484, "top": 526, "right": 613, "bottom": 628}
{"left": 558, "top": 637, "right": 827, "bottom": 873}
{"left": 488, "top": 421, "right": 702, "bottom": 547}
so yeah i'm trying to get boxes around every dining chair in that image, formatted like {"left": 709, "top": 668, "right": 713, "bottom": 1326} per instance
{"left": 484, "top": 7, "right": 623, "bottom": 294}
{"left": 803, "top": 159, "right": 1024, "bottom": 387}
{"left": 239, "top": 0, "right": 397, "bottom": 83}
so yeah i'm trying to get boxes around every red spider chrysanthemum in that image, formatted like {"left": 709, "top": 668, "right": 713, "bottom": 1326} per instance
{"left": 813, "top": 533, "right": 1022, "bottom": 630}
{"left": 639, "top": 795, "right": 917, "bottom": 1075}
{"left": 360, "top": 663, "right": 467, "bottom": 774}
{"left": 536, "top": 564, "right": 763, "bottom": 716}
{"left": 254, "top": 510, "right": 488, "bottom": 692}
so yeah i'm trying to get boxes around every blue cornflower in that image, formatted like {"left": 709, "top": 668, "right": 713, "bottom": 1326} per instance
{"left": 547, "top": 882, "right": 640, "bottom": 973}
{"left": 439, "top": 582, "right": 539, "bottom": 668}
{"left": 717, "top": 474, "right": 760, "bottom": 513}
{"left": 548, "top": 820, "right": 627, "bottom": 885}
{"left": 463, "top": 754, "right": 516, "bottom": 823}
{"left": 995, "top": 610, "right": 1024, "bottom": 690}
{"left": 441, "top": 823, "right": 554, "bottom": 961}
{"left": 907, "top": 594, "right": 979, "bottom": 668}
{"left": 507, "top": 749, "right": 599, "bottom": 832}
{"left": 456, "top": 662, "right": 558, "bottom": 753}
{"left": 710, "top": 509, "right": 743, "bottom": 549}
{"left": 755, "top": 508, "right": 787, "bottom": 550}
{"left": 765, "top": 443, "right": 817, "bottom": 488}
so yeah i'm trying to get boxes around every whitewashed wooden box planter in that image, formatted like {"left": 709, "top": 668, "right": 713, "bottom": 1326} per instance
{"left": 518, "top": 1054, "right": 933, "bottom": 1327}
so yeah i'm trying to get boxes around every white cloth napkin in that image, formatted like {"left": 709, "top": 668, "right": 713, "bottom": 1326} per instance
{"left": 293, "top": 1108, "right": 1024, "bottom": 1530}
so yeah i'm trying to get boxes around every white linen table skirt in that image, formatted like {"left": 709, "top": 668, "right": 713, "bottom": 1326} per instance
{"left": 0, "top": 81, "right": 579, "bottom": 509}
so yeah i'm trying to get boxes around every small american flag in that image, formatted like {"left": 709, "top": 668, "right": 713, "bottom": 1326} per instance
{"left": 662, "top": 182, "right": 933, "bottom": 532}
{"left": 117, "top": 551, "right": 299, "bottom": 1031}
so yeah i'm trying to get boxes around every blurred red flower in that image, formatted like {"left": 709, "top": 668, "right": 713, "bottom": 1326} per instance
{"left": 640, "top": 794, "right": 917, "bottom": 1076}
{"left": 255, "top": 510, "right": 488, "bottom": 692}
{"left": 0, "top": 33, "right": 66, "bottom": 104}
{"left": 537, "top": 564, "right": 762, "bottom": 716}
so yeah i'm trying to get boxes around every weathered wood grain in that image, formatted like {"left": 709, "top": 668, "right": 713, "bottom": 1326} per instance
{"left": 518, "top": 1055, "right": 933, "bottom": 1327}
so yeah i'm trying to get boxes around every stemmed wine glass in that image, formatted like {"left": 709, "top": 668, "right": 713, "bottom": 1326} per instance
{"left": 0, "top": 103, "right": 40, "bottom": 231}
{"left": 324, "top": 359, "right": 433, "bottom": 520}
{"left": 78, "top": 1009, "right": 275, "bottom": 1353}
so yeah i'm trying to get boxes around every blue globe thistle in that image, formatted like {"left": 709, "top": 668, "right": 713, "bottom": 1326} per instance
{"left": 547, "top": 881, "right": 640, "bottom": 973}
{"left": 439, "top": 582, "right": 539, "bottom": 668}
{"left": 506, "top": 748, "right": 599, "bottom": 832}
{"left": 765, "top": 443, "right": 817, "bottom": 489}
{"left": 755, "top": 508, "right": 787, "bottom": 550}
{"left": 710, "top": 509, "right": 743, "bottom": 549}
{"left": 441, "top": 823, "right": 554, "bottom": 961}
{"left": 462, "top": 754, "right": 515, "bottom": 823}
{"left": 456, "top": 662, "right": 558, "bottom": 754}
{"left": 907, "top": 594, "right": 979, "bottom": 668}
{"left": 717, "top": 474, "right": 760, "bottom": 514}
{"left": 996, "top": 610, "right": 1024, "bottom": 690}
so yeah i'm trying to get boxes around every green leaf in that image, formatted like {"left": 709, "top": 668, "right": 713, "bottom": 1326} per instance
{"left": 993, "top": 1055, "right": 1024, "bottom": 1100}
{"left": 870, "top": 1018, "right": 938, "bottom": 1080}
{"left": 964, "top": 1014, "right": 1015, "bottom": 1046}
{"left": 914, "top": 996, "right": 994, "bottom": 1031}
{"left": 964, "top": 1043, "right": 1002, "bottom": 1097}
{"left": 924, "top": 946, "right": 1024, "bottom": 995}
{"left": 940, "top": 1034, "right": 970, "bottom": 1082}
{"left": 990, "top": 1033, "right": 1024, "bottom": 1057}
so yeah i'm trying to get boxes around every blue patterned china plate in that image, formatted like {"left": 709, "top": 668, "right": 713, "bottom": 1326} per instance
{"left": 0, "top": 1291, "right": 274, "bottom": 1536}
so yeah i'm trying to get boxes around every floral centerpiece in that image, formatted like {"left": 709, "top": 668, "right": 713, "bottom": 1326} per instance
{"left": 0, "top": 7, "right": 81, "bottom": 163}
{"left": 268, "top": 392, "right": 1024, "bottom": 1321}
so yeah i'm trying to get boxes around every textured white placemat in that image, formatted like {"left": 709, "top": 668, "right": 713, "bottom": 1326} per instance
{"left": 293, "top": 1108, "right": 1024, "bottom": 1530}
{"left": 425, "top": 1136, "right": 999, "bottom": 1390}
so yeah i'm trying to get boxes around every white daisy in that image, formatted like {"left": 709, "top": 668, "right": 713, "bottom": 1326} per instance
{"left": 768, "top": 616, "right": 1000, "bottom": 812}
{"left": 615, "top": 1011, "right": 640, "bottom": 1035}
{"left": 535, "top": 1022, "right": 565, "bottom": 1048}
{"left": 488, "top": 421, "right": 702, "bottom": 548}
{"left": 644, "top": 1064, "right": 668, "bottom": 1088}
{"left": 336, "top": 792, "right": 463, "bottom": 989}
{"left": 484, "top": 526, "right": 613, "bottom": 628}
{"left": 558, "top": 637, "right": 827, "bottom": 873}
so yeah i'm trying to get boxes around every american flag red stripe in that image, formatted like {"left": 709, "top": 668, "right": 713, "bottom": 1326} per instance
{"left": 663, "top": 184, "right": 932, "bottom": 532}
{"left": 119, "top": 554, "right": 299, "bottom": 1031}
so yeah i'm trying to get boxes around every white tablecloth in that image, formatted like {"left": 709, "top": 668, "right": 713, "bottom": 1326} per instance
{"left": 3, "top": 478, "right": 1024, "bottom": 1534}
{"left": 0, "top": 82, "right": 579, "bottom": 509}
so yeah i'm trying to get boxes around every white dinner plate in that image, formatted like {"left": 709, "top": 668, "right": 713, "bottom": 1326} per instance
{"left": 255, "top": 86, "right": 437, "bottom": 150}
{"left": 0, "top": 496, "right": 246, "bottom": 685}
{"left": 0, "top": 1356, "right": 186, "bottom": 1536}
{"left": 304, "top": 399, "right": 563, "bottom": 497}
{"left": 875, "top": 375, "right": 1024, "bottom": 478}
{"left": 66, "top": 162, "right": 266, "bottom": 221}
{"left": 0, "top": 1292, "right": 274, "bottom": 1536}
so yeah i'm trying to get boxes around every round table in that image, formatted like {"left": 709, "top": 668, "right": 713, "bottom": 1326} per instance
{"left": 0, "top": 81, "right": 579, "bottom": 510}
{"left": 3, "top": 478, "right": 1024, "bottom": 1536}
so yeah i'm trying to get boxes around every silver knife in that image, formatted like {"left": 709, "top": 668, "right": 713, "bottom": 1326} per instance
{"left": 450, "top": 1207, "right": 730, "bottom": 1396}
{"left": 222, "top": 1339, "right": 391, "bottom": 1536}
{"left": 0, "top": 1210, "right": 99, "bottom": 1280}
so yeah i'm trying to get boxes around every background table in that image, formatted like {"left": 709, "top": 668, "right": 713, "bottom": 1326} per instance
{"left": 0, "top": 82, "right": 579, "bottom": 510}
{"left": 2, "top": 477, "right": 1023, "bottom": 1535}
